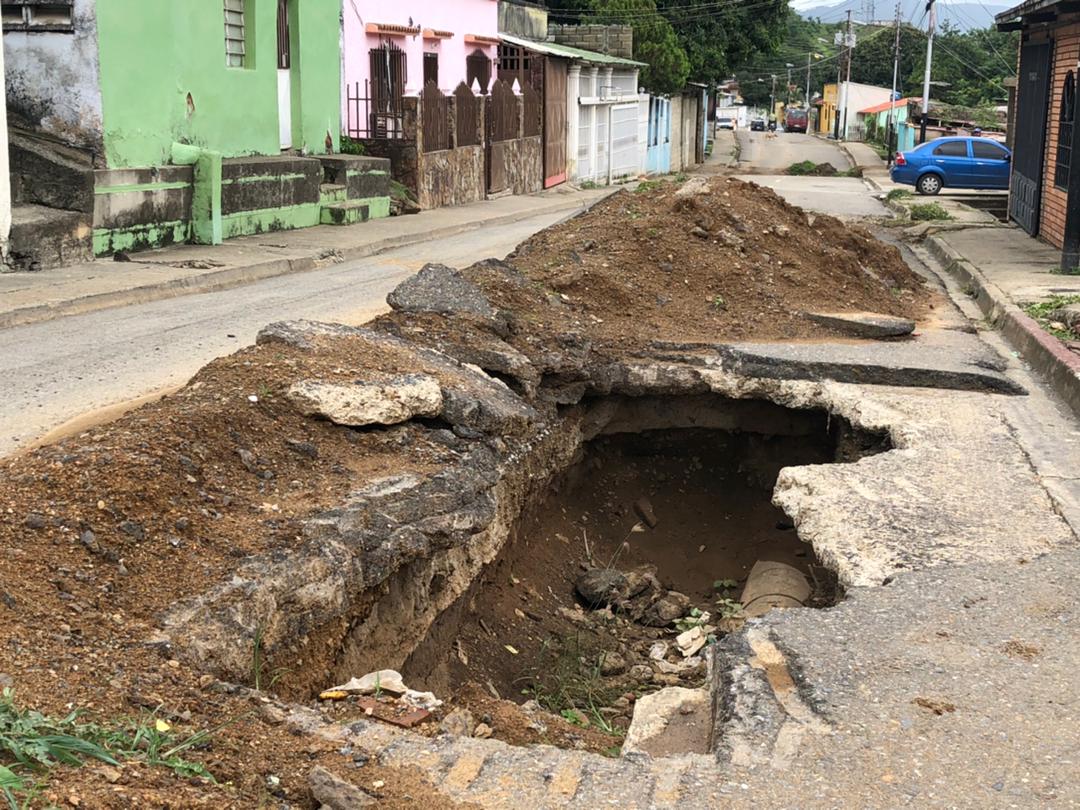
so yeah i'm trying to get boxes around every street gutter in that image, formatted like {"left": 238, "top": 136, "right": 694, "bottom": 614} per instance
{"left": 926, "top": 234, "right": 1080, "bottom": 415}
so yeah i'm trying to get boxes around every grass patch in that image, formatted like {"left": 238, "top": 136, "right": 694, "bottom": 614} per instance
{"left": 0, "top": 688, "right": 233, "bottom": 807}
{"left": 786, "top": 160, "right": 818, "bottom": 176}
{"left": 844, "top": 167, "right": 864, "bottom": 178}
{"left": 1049, "top": 265, "right": 1080, "bottom": 275}
{"left": 909, "top": 202, "right": 951, "bottom": 222}
{"left": 520, "top": 633, "right": 624, "bottom": 737}
{"left": 579, "top": 180, "right": 601, "bottom": 190}
{"left": 1024, "top": 294, "right": 1080, "bottom": 340}
{"left": 389, "top": 180, "right": 416, "bottom": 203}
{"left": 886, "top": 188, "right": 912, "bottom": 201}
{"left": 634, "top": 179, "right": 664, "bottom": 194}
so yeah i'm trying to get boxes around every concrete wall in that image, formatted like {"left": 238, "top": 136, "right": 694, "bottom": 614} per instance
{"left": 343, "top": 0, "right": 499, "bottom": 123}
{"left": 95, "top": 0, "right": 341, "bottom": 168}
{"left": 2, "top": 0, "right": 104, "bottom": 162}
{"left": 498, "top": 1, "right": 547, "bottom": 39}
{"left": 669, "top": 95, "right": 683, "bottom": 173}
{"left": 547, "top": 24, "right": 633, "bottom": 60}
{"left": 92, "top": 166, "right": 193, "bottom": 255}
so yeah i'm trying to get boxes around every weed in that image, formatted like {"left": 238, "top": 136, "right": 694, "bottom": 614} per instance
{"left": 0, "top": 689, "right": 229, "bottom": 806}
{"left": 885, "top": 188, "right": 911, "bottom": 202}
{"left": 251, "top": 622, "right": 289, "bottom": 692}
{"left": 1024, "top": 294, "right": 1080, "bottom": 340}
{"left": 672, "top": 172, "right": 688, "bottom": 183}
{"left": 713, "top": 579, "right": 738, "bottom": 591}
{"left": 520, "top": 634, "right": 623, "bottom": 737}
{"left": 909, "top": 202, "right": 951, "bottom": 222}
{"left": 645, "top": 227, "right": 660, "bottom": 239}
{"left": 1049, "top": 265, "right": 1080, "bottom": 275}
{"left": 961, "top": 282, "right": 977, "bottom": 298}
{"left": 844, "top": 167, "right": 864, "bottom": 178}
{"left": 579, "top": 180, "right": 601, "bottom": 190}
{"left": 715, "top": 598, "right": 745, "bottom": 620}
{"left": 389, "top": 180, "right": 417, "bottom": 203}
{"left": 634, "top": 179, "right": 663, "bottom": 194}
{"left": 711, "top": 294, "right": 727, "bottom": 311}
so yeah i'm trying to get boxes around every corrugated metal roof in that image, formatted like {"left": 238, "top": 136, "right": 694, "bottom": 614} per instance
{"left": 858, "top": 97, "right": 920, "bottom": 115}
{"left": 499, "top": 33, "right": 646, "bottom": 67}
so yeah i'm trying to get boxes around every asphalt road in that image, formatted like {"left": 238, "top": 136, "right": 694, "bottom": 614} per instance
{"left": 0, "top": 209, "right": 572, "bottom": 457}
{"left": 735, "top": 129, "right": 850, "bottom": 172}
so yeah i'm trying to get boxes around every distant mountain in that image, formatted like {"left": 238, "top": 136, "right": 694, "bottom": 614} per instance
{"left": 795, "top": 0, "right": 1011, "bottom": 30}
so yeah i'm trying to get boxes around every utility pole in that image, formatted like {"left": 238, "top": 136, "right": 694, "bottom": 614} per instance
{"left": 770, "top": 74, "right": 777, "bottom": 119}
{"left": 886, "top": 1, "right": 901, "bottom": 162}
{"left": 920, "top": 0, "right": 936, "bottom": 144}
{"left": 786, "top": 64, "right": 793, "bottom": 105}
{"left": 806, "top": 51, "right": 812, "bottom": 106}
{"left": 837, "top": 10, "right": 853, "bottom": 140}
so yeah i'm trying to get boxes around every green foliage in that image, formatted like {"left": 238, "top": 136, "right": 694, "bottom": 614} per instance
{"left": 389, "top": 180, "right": 416, "bottom": 202}
{"left": 339, "top": 136, "right": 366, "bottom": 156}
{"left": 1049, "top": 266, "right": 1080, "bottom": 276}
{"left": 886, "top": 188, "right": 912, "bottom": 201}
{"left": 634, "top": 179, "right": 664, "bottom": 193}
{"left": 787, "top": 160, "right": 816, "bottom": 175}
{"left": 909, "top": 202, "right": 951, "bottom": 221}
{"left": 522, "top": 634, "right": 623, "bottom": 737}
{"left": 0, "top": 689, "right": 227, "bottom": 806}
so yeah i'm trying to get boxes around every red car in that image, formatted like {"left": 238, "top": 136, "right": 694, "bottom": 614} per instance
{"left": 785, "top": 108, "right": 808, "bottom": 133}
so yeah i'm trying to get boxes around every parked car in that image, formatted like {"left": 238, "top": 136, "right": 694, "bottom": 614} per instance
{"left": 750, "top": 118, "right": 766, "bottom": 131}
{"left": 784, "top": 108, "right": 808, "bottom": 133}
{"left": 890, "top": 137, "right": 1012, "bottom": 195}
{"left": 717, "top": 116, "right": 735, "bottom": 130}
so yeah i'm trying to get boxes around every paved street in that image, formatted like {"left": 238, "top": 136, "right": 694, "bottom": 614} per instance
{"left": 735, "top": 129, "right": 849, "bottom": 172}
{"left": 0, "top": 208, "right": 573, "bottom": 456}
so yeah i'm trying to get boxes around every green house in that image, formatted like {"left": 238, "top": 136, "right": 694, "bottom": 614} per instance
{"left": 4, "top": 0, "right": 389, "bottom": 267}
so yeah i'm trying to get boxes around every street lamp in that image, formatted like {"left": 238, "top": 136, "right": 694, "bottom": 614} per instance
{"left": 786, "top": 63, "right": 794, "bottom": 105}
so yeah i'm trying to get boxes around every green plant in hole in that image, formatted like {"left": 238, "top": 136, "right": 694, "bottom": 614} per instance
{"left": 672, "top": 172, "right": 688, "bottom": 183}
{"left": 909, "top": 202, "right": 951, "bottom": 222}
{"left": 885, "top": 188, "right": 911, "bottom": 202}
{"left": 711, "top": 294, "right": 727, "bottom": 311}
{"left": 645, "top": 227, "right": 660, "bottom": 239}
{"left": 844, "top": 167, "right": 864, "bottom": 178}
{"left": 713, "top": 579, "right": 738, "bottom": 591}
{"left": 389, "top": 180, "right": 417, "bottom": 203}
{"left": 715, "top": 598, "right": 745, "bottom": 620}
{"left": 519, "top": 634, "right": 623, "bottom": 738}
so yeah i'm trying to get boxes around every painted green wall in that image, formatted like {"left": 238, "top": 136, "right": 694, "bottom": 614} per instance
{"left": 95, "top": 0, "right": 341, "bottom": 168}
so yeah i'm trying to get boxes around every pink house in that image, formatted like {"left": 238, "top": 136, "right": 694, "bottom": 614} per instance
{"left": 342, "top": 0, "right": 499, "bottom": 138}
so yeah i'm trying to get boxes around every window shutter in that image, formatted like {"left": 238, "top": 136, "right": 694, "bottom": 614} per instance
{"left": 224, "top": 0, "right": 246, "bottom": 68}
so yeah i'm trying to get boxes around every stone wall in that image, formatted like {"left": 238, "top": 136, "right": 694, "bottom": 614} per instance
{"left": 499, "top": 135, "right": 543, "bottom": 195}
{"left": 417, "top": 146, "right": 485, "bottom": 209}
{"left": 548, "top": 24, "right": 633, "bottom": 59}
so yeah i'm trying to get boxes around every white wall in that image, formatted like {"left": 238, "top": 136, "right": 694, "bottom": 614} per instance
{"left": 2, "top": 0, "right": 103, "bottom": 160}
{"left": 840, "top": 83, "right": 892, "bottom": 139}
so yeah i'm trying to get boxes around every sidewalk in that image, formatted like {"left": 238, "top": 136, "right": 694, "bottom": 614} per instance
{"left": 927, "top": 225, "right": 1080, "bottom": 414}
{"left": 0, "top": 186, "right": 613, "bottom": 330}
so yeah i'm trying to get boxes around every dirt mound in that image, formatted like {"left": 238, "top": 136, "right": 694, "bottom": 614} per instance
{"left": 469, "top": 177, "right": 928, "bottom": 347}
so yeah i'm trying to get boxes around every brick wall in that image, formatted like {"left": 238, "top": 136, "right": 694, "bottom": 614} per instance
{"left": 1040, "top": 24, "right": 1080, "bottom": 249}
{"left": 547, "top": 24, "right": 633, "bottom": 59}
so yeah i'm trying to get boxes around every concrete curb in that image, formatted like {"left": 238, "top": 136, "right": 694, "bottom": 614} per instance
{"left": 0, "top": 195, "right": 608, "bottom": 331}
{"left": 926, "top": 234, "right": 1080, "bottom": 415}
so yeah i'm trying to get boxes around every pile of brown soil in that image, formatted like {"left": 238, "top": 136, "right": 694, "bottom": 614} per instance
{"left": 0, "top": 176, "right": 930, "bottom": 806}
{"left": 471, "top": 177, "right": 929, "bottom": 346}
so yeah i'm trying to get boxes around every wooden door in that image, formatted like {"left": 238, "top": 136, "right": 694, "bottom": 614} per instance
{"left": 543, "top": 58, "right": 568, "bottom": 187}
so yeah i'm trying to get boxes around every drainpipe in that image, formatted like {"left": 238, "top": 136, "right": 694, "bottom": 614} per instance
{"left": 0, "top": 39, "right": 10, "bottom": 264}
{"left": 607, "top": 104, "right": 614, "bottom": 186}
{"left": 171, "top": 143, "right": 223, "bottom": 245}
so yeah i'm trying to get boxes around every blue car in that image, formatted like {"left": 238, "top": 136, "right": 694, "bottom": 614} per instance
{"left": 890, "top": 137, "right": 1012, "bottom": 195}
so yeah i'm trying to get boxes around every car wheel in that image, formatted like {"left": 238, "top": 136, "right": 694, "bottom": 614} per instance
{"left": 917, "top": 174, "right": 942, "bottom": 195}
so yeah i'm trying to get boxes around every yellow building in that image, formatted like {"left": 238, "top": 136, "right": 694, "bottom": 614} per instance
{"left": 818, "top": 83, "right": 838, "bottom": 135}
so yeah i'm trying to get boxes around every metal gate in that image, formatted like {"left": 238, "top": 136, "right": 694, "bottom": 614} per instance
{"left": 486, "top": 80, "right": 517, "bottom": 194}
{"left": 543, "top": 58, "right": 568, "bottom": 188}
{"left": 1010, "top": 41, "right": 1053, "bottom": 235}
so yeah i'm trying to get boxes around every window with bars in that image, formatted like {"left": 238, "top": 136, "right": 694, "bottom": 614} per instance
{"left": 466, "top": 49, "right": 492, "bottom": 94}
{"left": 1, "top": 0, "right": 74, "bottom": 32}
{"left": 424, "top": 52, "right": 439, "bottom": 87}
{"left": 224, "top": 0, "right": 247, "bottom": 68}
{"left": 1056, "top": 71, "right": 1075, "bottom": 189}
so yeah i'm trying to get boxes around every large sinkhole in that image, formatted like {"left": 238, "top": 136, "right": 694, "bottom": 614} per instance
{"left": 315, "top": 395, "right": 888, "bottom": 753}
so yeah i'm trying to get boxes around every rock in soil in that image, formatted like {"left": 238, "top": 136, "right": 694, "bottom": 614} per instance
{"left": 439, "top": 707, "right": 475, "bottom": 737}
{"left": 308, "top": 766, "right": 378, "bottom": 808}
{"left": 576, "top": 567, "right": 629, "bottom": 607}
{"left": 599, "top": 650, "right": 629, "bottom": 676}
{"left": 642, "top": 591, "right": 691, "bottom": 627}
{"left": 287, "top": 375, "right": 443, "bottom": 427}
